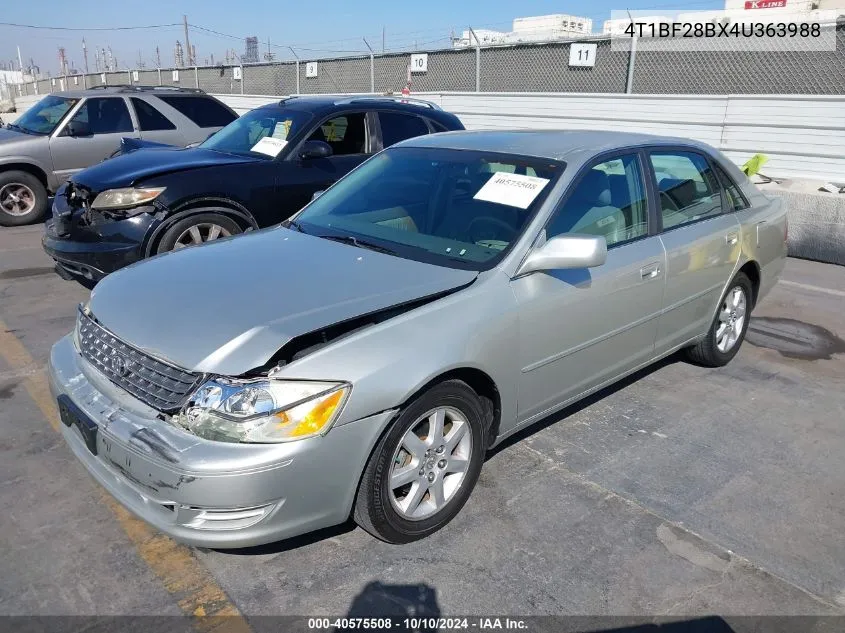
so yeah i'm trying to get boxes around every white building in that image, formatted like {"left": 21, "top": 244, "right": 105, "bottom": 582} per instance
{"left": 454, "top": 14, "right": 593, "bottom": 48}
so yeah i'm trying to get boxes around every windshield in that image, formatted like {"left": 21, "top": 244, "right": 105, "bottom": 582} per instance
{"left": 200, "top": 107, "right": 313, "bottom": 158}
{"left": 293, "top": 147, "right": 564, "bottom": 271}
{"left": 12, "top": 95, "right": 78, "bottom": 135}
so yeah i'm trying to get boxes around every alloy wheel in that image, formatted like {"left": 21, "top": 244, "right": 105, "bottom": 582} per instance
{"left": 716, "top": 286, "right": 747, "bottom": 353}
{"left": 173, "top": 223, "right": 232, "bottom": 249}
{"left": 388, "top": 406, "right": 473, "bottom": 521}
{"left": 0, "top": 183, "right": 36, "bottom": 217}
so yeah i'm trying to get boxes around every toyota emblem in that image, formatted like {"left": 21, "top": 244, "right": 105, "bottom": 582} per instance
{"left": 110, "top": 353, "right": 129, "bottom": 377}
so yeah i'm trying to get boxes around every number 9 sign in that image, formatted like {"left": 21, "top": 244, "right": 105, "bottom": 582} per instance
{"left": 410, "top": 53, "right": 428, "bottom": 73}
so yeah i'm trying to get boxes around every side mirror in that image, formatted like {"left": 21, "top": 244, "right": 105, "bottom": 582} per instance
{"left": 64, "top": 120, "right": 91, "bottom": 137}
{"left": 311, "top": 190, "right": 325, "bottom": 201}
{"left": 517, "top": 234, "right": 607, "bottom": 276}
{"left": 299, "top": 140, "right": 333, "bottom": 160}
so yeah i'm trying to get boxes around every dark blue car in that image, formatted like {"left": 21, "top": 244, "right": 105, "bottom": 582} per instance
{"left": 42, "top": 95, "right": 464, "bottom": 284}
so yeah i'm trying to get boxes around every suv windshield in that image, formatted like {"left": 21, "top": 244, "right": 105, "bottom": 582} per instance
{"left": 11, "top": 95, "right": 78, "bottom": 135}
{"left": 200, "top": 107, "right": 313, "bottom": 158}
{"left": 293, "top": 147, "right": 564, "bottom": 271}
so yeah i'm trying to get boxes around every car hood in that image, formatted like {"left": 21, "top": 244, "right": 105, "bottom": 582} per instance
{"left": 89, "top": 228, "right": 477, "bottom": 376}
{"left": 71, "top": 147, "right": 260, "bottom": 191}
{"left": 0, "top": 126, "right": 41, "bottom": 149}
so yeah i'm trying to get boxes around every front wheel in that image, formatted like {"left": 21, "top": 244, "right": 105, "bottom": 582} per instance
{"left": 0, "top": 170, "right": 48, "bottom": 227}
{"left": 353, "top": 380, "right": 487, "bottom": 543}
{"left": 684, "top": 272, "right": 753, "bottom": 367}
{"left": 156, "top": 212, "right": 242, "bottom": 253}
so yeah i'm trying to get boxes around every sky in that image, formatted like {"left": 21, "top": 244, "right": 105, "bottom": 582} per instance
{"left": 1, "top": 0, "right": 723, "bottom": 74}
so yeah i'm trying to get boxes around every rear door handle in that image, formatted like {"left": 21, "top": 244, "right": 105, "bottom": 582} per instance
{"left": 726, "top": 231, "right": 739, "bottom": 245}
{"left": 640, "top": 262, "right": 661, "bottom": 280}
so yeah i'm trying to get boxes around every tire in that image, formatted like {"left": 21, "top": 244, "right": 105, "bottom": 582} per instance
{"left": 684, "top": 272, "right": 753, "bottom": 367}
{"left": 0, "top": 170, "right": 48, "bottom": 227}
{"left": 353, "top": 379, "right": 487, "bottom": 544}
{"left": 156, "top": 212, "right": 242, "bottom": 253}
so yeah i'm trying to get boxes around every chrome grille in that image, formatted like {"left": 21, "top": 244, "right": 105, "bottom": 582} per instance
{"left": 77, "top": 308, "right": 202, "bottom": 412}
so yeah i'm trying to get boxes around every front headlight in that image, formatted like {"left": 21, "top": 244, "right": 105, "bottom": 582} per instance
{"left": 171, "top": 379, "right": 351, "bottom": 443}
{"left": 91, "top": 187, "right": 165, "bottom": 211}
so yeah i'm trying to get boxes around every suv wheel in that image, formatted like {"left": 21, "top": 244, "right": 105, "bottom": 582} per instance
{"left": 0, "top": 170, "right": 48, "bottom": 227}
{"left": 157, "top": 213, "right": 242, "bottom": 253}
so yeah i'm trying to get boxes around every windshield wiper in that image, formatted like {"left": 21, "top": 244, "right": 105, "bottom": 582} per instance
{"left": 318, "top": 234, "right": 398, "bottom": 256}
{"left": 6, "top": 123, "right": 35, "bottom": 135}
{"left": 283, "top": 219, "right": 306, "bottom": 233}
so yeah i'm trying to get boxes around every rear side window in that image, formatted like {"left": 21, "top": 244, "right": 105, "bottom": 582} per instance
{"left": 157, "top": 96, "right": 236, "bottom": 128}
{"left": 378, "top": 112, "right": 430, "bottom": 148}
{"left": 650, "top": 151, "right": 723, "bottom": 230}
{"left": 713, "top": 162, "right": 749, "bottom": 211}
{"left": 131, "top": 98, "right": 176, "bottom": 131}
{"left": 428, "top": 119, "right": 450, "bottom": 133}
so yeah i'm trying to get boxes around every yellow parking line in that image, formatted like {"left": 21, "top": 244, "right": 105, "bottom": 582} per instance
{"left": 0, "top": 320, "right": 251, "bottom": 632}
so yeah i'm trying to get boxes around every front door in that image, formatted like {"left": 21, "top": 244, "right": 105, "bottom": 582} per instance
{"left": 49, "top": 97, "right": 138, "bottom": 182}
{"left": 513, "top": 152, "right": 667, "bottom": 424}
{"left": 647, "top": 149, "right": 742, "bottom": 353}
{"left": 277, "top": 112, "right": 373, "bottom": 218}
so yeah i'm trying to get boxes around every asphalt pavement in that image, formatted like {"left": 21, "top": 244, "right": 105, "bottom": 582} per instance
{"left": 1, "top": 223, "right": 844, "bottom": 623}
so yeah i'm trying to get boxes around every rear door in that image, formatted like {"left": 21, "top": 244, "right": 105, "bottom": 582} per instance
{"left": 274, "top": 111, "right": 375, "bottom": 218}
{"left": 513, "top": 151, "right": 667, "bottom": 423}
{"left": 154, "top": 95, "right": 237, "bottom": 142}
{"left": 129, "top": 97, "right": 184, "bottom": 145}
{"left": 49, "top": 96, "right": 139, "bottom": 181}
{"left": 648, "top": 148, "right": 742, "bottom": 353}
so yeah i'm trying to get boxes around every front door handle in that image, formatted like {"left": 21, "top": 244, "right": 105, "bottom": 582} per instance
{"left": 640, "top": 262, "right": 661, "bottom": 280}
{"left": 726, "top": 231, "right": 739, "bottom": 246}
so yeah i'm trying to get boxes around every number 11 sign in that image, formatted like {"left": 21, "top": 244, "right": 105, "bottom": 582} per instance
{"left": 569, "top": 43, "right": 597, "bottom": 67}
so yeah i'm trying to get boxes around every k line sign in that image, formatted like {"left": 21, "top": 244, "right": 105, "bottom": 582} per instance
{"left": 744, "top": 0, "right": 787, "bottom": 8}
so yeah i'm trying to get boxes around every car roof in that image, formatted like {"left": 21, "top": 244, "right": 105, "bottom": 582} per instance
{"left": 253, "top": 95, "right": 456, "bottom": 120}
{"left": 44, "top": 86, "right": 209, "bottom": 99}
{"left": 397, "top": 129, "right": 717, "bottom": 161}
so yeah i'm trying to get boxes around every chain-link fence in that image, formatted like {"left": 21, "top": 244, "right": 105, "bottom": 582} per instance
{"left": 17, "top": 20, "right": 845, "bottom": 98}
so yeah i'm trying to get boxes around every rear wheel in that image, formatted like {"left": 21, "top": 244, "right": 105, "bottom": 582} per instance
{"left": 684, "top": 272, "right": 752, "bottom": 367}
{"left": 0, "top": 170, "right": 48, "bottom": 227}
{"left": 353, "top": 380, "right": 486, "bottom": 543}
{"left": 157, "top": 212, "right": 242, "bottom": 253}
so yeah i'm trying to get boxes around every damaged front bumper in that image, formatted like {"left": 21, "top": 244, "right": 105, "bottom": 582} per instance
{"left": 48, "top": 334, "right": 395, "bottom": 548}
{"left": 42, "top": 189, "right": 156, "bottom": 282}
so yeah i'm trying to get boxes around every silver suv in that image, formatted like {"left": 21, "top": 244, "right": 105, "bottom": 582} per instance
{"left": 0, "top": 86, "right": 237, "bottom": 226}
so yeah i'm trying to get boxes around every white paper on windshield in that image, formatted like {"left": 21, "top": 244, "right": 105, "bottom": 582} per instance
{"left": 251, "top": 136, "right": 287, "bottom": 157}
{"left": 473, "top": 172, "right": 550, "bottom": 209}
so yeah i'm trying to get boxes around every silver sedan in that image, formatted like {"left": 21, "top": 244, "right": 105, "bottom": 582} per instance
{"left": 49, "top": 130, "right": 787, "bottom": 547}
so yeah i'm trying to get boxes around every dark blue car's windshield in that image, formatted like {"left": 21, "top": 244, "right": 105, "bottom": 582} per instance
{"left": 293, "top": 147, "right": 564, "bottom": 271}
{"left": 200, "top": 107, "right": 313, "bottom": 158}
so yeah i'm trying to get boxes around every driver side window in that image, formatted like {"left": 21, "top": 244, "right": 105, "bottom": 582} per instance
{"left": 307, "top": 114, "right": 367, "bottom": 156}
{"left": 546, "top": 154, "right": 648, "bottom": 248}
{"left": 69, "top": 97, "right": 133, "bottom": 135}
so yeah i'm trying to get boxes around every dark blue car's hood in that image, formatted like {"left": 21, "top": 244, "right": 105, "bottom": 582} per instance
{"left": 71, "top": 147, "right": 260, "bottom": 191}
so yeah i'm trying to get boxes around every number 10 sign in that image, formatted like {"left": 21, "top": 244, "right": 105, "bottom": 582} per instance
{"left": 410, "top": 53, "right": 428, "bottom": 73}
{"left": 569, "top": 43, "right": 597, "bottom": 67}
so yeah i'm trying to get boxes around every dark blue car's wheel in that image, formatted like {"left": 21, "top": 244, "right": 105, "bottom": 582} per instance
{"left": 157, "top": 212, "right": 242, "bottom": 253}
